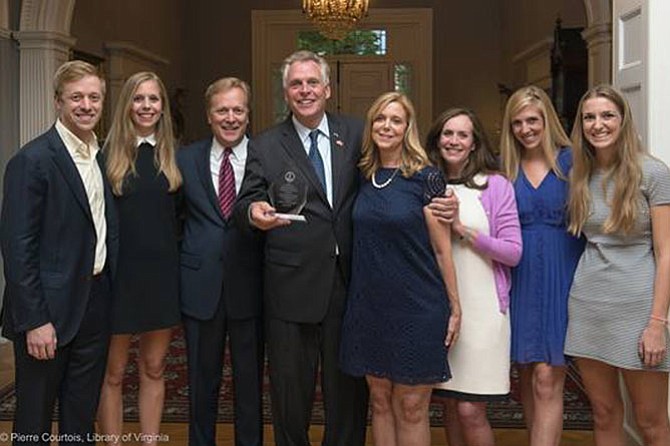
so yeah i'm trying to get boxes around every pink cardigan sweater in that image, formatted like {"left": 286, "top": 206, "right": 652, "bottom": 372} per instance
{"left": 469, "top": 174, "right": 522, "bottom": 313}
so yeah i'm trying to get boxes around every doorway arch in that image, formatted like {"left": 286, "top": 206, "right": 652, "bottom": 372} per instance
{"left": 19, "top": 0, "right": 74, "bottom": 33}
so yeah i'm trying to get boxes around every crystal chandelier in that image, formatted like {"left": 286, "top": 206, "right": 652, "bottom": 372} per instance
{"left": 302, "top": 0, "right": 370, "bottom": 40}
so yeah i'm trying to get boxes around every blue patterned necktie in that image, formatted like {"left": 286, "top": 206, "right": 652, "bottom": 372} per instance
{"left": 308, "top": 130, "right": 326, "bottom": 192}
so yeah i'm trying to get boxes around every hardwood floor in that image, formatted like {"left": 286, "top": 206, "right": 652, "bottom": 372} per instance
{"left": 0, "top": 340, "right": 595, "bottom": 445}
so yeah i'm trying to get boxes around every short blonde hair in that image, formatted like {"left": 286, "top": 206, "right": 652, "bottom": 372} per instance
{"left": 53, "top": 60, "right": 106, "bottom": 100}
{"left": 204, "top": 77, "right": 251, "bottom": 111}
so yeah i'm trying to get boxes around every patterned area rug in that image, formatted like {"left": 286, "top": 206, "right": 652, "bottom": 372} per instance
{"left": 0, "top": 329, "right": 592, "bottom": 429}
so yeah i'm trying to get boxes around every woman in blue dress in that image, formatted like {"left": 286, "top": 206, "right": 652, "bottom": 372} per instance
{"left": 340, "top": 91, "right": 461, "bottom": 446}
{"left": 499, "top": 86, "right": 585, "bottom": 446}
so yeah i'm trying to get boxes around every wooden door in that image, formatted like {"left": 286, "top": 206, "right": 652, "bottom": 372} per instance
{"left": 251, "top": 9, "right": 432, "bottom": 135}
{"left": 335, "top": 61, "right": 393, "bottom": 120}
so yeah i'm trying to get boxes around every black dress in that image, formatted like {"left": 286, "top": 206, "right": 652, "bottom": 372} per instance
{"left": 111, "top": 142, "right": 181, "bottom": 334}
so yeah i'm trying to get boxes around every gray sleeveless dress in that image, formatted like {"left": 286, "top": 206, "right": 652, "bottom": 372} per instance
{"left": 565, "top": 156, "right": 670, "bottom": 370}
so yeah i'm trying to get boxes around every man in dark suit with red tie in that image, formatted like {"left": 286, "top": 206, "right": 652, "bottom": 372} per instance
{"left": 234, "top": 50, "right": 368, "bottom": 446}
{"left": 1, "top": 60, "right": 118, "bottom": 445}
{"left": 177, "top": 77, "right": 264, "bottom": 446}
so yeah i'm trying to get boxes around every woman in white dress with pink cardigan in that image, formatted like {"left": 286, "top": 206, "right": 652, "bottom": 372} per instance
{"left": 426, "top": 108, "right": 522, "bottom": 446}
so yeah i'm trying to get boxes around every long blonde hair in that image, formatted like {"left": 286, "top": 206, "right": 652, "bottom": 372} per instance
{"left": 105, "top": 71, "right": 182, "bottom": 195}
{"left": 500, "top": 85, "right": 571, "bottom": 181}
{"left": 359, "top": 91, "right": 430, "bottom": 180}
{"left": 567, "top": 84, "right": 643, "bottom": 236}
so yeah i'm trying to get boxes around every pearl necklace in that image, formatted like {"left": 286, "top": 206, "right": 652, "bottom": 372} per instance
{"left": 372, "top": 168, "right": 400, "bottom": 189}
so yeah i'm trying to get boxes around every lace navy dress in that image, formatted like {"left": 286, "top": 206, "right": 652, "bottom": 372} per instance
{"left": 340, "top": 166, "right": 451, "bottom": 384}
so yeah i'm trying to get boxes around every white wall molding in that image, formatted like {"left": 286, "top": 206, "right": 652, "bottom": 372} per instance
{"left": 104, "top": 41, "right": 170, "bottom": 67}
{"left": 646, "top": 0, "right": 670, "bottom": 165}
{"left": 511, "top": 37, "right": 553, "bottom": 87}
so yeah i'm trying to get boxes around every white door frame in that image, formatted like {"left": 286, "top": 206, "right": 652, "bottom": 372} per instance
{"left": 613, "top": 1, "right": 670, "bottom": 444}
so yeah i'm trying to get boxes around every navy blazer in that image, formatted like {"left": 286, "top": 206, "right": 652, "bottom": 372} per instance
{"left": 234, "top": 114, "right": 363, "bottom": 323}
{"left": 0, "top": 126, "right": 119, "bottom": 346}
{"left": 177, "top": 138, "right": 263, "bottom": 320}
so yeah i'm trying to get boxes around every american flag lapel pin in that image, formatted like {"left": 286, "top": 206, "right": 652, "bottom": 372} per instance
{"left": 333, "top": 132, "right": 344, "bottom": 148}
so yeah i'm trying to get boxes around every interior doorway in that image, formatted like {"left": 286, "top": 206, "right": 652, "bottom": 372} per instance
{"left": 326, "top": 57, "right": 394, "bottom": 119}
{"left": 251, "top": 8, "right": 432, "bottom": 135}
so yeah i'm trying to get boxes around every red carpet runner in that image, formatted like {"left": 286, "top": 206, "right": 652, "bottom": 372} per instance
{"left": 0, "top": 328, "right": 592, "bottom": 429}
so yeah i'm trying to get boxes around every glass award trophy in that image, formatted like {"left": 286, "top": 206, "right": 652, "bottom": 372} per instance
{"left": 268, "top": 170, "right": 308, "bottom": 222}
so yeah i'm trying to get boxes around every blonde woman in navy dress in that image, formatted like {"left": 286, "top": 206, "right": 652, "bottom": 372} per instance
{"left": 565, "top": 85, "right": 670, "bottom": 446}
{"left": 98, "top": 72, "right": 182, "bottom": 445}
{"left": 340, "top": 92, "right": 461, "bottom": 446}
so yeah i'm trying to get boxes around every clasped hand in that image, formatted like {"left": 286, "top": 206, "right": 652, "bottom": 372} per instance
{"left": 428, "top": 188, "right": 459, "bottom": 225}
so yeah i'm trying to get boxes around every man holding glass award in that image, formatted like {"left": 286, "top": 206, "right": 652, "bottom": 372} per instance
{"left": 234, "top": 50, "right": 368, "bottom": 446}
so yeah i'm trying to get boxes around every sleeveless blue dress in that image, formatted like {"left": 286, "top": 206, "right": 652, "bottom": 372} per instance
{"left": 510, "top": 148, "right": 585, "bottom": 366}
{"left": 340, "top": 166, "right": 451, "bottom": 384}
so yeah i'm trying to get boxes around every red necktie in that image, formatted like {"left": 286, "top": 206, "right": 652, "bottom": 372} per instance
{"left": 218, "top": 147, "right": 235, "bottom": 219}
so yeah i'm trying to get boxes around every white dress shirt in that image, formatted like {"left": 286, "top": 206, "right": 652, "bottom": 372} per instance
{"left": 210, "top": 135, "right": 248, "bottom": 196}
{"left": 55, "top": 119, "right": 107, "bottom": 275}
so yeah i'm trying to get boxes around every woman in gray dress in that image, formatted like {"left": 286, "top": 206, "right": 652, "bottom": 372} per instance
{"left": 565, "top": 84, "right": 670, "bottom": 446}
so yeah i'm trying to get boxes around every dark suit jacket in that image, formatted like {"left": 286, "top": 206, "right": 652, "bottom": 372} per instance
{"left": 0, "top": 126, "right": 119, "bottom": 346}
{"left": 234, "top": 114, "right": 363, "bottom": 323}
{"left": 177, "top": 138, "right": 263, "bottom": 321}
